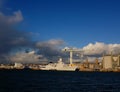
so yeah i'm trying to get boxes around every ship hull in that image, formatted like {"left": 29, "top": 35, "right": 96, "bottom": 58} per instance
{"left": 40, "top": 66, "right": 77, "bottom": 71}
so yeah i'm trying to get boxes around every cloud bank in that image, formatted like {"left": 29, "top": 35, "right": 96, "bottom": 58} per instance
{"left": 9, "top": 51, "right": 48, "bottom": 64}
{"left": 0, "top": 10, "right": 32, "bottom": 63}
{"left": 1, "top": 2, "right": 120, "bottom": 63}
{"left": 8, "top": 39, "right": 65, "bottom": 63}
{"left": 36, "top": 39, "right": 64, "bottom": 50}
{"left": 0, "top": 10, "right": 66, "bottom": 63}
{"left": 83, "top": 42, "right": 120, "bottom": 56}
{"left": 62, "top": 42, "right": 120, "bottom": 62}
{"left": 36, "top": 39, "right": 65, "bottom": 61}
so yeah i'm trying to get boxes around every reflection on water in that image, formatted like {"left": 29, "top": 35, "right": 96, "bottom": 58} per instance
{"left": 0, "top": 70, "right": 120, "bottom": 92}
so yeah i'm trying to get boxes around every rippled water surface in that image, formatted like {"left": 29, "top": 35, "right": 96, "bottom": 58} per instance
{"left": 0, "top": 70, "right": 120, "bottom": 92}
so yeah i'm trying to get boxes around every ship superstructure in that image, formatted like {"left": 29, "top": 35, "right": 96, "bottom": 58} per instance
{"left": 40, "top": 58, "right": 77, "bottom": 71}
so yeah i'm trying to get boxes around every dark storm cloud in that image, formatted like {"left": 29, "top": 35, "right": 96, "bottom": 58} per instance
{"left": 0, "top": 24, "right": 31, "bottom": 54}
{"left": 0, "top": 10, "right": 32, "bottom": 63}
{"left": 0, "top": 10, "right": 30, "bottom": 54}
{"left": 0, "top": 10, "right": 67, "bottom": 63}
{"left": 36, "top": 39, "right": 66, "bottom": 61}
{"left": 0, "top": 10, "right": 27, "bottom": 55}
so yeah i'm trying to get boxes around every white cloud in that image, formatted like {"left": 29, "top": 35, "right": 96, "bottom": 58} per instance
{"left": 8, "top": 10, "right": 23, "bottom": 24}
{"left": 0, "top": 10, "right": 23, "bottom": 24}
{"left": 36, "top": 39, "right": 65, "bottom": 49}
{"left": 9, "top": 51, "right": 48, "bottom": 64}
{"left": 83, "top": 42, "right": 120, "bottom": 55}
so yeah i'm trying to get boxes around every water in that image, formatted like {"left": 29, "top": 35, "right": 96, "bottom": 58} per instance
{"left": 0, "top": 70, "right": 120, "bottom": 92}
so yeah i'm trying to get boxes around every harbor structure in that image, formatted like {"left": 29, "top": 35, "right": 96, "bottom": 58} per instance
{"left": 102, "top": 53, "right": 120, "bottom": 71}
{"left": 14, "top": 62, "right": 24, "bottom": 69}
{"left": 117, "top": 55, "right": 120, "bottom": 66}
{"left": 62, "top": 47, "right": 83, "bottom": 66}
{"left": 1, "top": 50, "right": 120, "bottom": 72}
{"left": 102, "top": 55, "right": 113, "bottom": 69}
{"left": 78, "top": 58, "right": 101, "bottom": 71}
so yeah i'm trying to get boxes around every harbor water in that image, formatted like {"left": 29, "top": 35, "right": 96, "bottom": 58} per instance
{"left": 0, "top": 70, "right": 120, "bottom": 92}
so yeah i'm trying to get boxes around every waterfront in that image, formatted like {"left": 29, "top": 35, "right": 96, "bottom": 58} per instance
{"left": 0, "top": 70, "right": 120, "bottom": 92}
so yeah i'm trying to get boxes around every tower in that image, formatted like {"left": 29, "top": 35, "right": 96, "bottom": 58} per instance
{"left": 62, "top": 48, "right": 83, "bottom": 66}
{"left": 102, "top": 54, "right": 113, "bottom": 69}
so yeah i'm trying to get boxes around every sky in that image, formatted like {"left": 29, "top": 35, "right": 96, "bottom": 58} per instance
{"left": 1, "top": 0, "right": 120, "bottom": 47}
{"left": 1, "top": 0, "right": 120, "bottom": 63}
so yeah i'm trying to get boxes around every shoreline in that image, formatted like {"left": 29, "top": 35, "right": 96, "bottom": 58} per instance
{"left": 0, "top": 68, "right": 120, "bottom": 72}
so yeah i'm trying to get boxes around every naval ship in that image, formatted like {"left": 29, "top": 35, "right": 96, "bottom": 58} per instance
{"left": 40, "top": 48, "right": 83, "bottom": 71}
{"left": 40, "top": 58, "right": 78, "bottom": 71}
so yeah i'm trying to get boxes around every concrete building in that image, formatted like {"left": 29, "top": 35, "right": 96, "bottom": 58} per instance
{"left": 102, "top": 55, "right": 113, "bottom": 69}
{"left": 102, "top": 54, "right": 120, "bottom": 70}
{"left": 117, "top": 55, "right": 120, "bottom": 66}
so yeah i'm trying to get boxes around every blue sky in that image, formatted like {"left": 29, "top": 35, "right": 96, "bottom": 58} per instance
{"left": 2, "top": 0, "right": 120, "bottom": 48}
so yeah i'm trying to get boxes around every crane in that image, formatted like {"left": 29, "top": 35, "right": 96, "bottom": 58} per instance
{"left": 62, "top": 47, "right": 83, "bottom": 66}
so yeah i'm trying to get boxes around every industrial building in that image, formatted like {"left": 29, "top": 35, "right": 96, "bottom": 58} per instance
{"left": 102, "top": 54, "right": 120, "bottom": 71}
{"left": 77, "top": 58, "right": 101, "bottom": 71}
